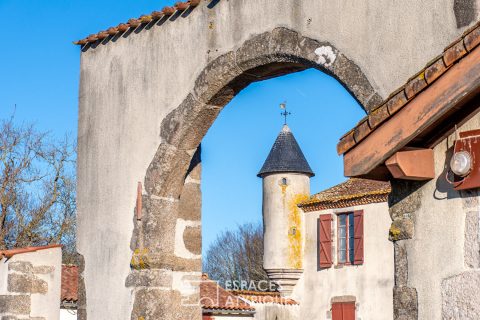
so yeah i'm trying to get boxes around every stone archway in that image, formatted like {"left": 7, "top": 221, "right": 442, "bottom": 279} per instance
{"left": 127, "top": 27, "right": 381, "bottom": 319}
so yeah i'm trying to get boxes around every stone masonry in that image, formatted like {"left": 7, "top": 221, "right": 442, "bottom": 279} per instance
{"left": 0, "top": 261, "right": 51, "bottom": 320}
{"left": 76, "top": 1, "right": 480, "bottom": 318}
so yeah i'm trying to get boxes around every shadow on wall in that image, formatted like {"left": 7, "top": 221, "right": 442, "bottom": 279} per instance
{"left": 454, "top": 0, "right": 477, "bottom": 28}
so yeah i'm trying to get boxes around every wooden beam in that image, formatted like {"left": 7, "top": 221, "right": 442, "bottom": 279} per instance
{"left": 344, "top": 45, "right": 480, "bottom": 177}
{"left": 385, "top": 149, "right": 435, "bottom": 180}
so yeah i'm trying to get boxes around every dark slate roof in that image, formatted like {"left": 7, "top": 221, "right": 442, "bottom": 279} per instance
{"left": 258, "top": 125, "right": 314, "bottom": 177}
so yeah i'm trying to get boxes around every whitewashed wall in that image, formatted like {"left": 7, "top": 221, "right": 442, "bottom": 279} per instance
{"left": 300, "top": 202, "right": 394, "bottom": 319}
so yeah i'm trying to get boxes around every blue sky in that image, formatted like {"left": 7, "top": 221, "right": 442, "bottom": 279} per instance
{"left": 0, "top": 1, "right": 365, "bottom": 252}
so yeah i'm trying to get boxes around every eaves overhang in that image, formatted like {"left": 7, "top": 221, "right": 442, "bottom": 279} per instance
{"left": 339, "top": 25, "right": 480, "bottom": 180}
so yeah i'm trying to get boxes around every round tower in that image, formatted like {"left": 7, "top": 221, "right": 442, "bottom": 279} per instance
{"left": 258, "top": 124, "right": 314, "bottom": 296}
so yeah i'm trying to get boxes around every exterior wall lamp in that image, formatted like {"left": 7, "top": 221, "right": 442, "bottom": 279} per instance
{"left": 448, "top": 130, "right": 480, "bottom": 190}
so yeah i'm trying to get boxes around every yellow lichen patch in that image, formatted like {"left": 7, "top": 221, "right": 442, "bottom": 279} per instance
{"left": 389, "top": 225, "right": 401, "bottom": 241}
{"left": 131, "top": 248, "right": 150, "bottom": 270}
{"left": 287, "top": 193, "right": 309, "bottom": 269}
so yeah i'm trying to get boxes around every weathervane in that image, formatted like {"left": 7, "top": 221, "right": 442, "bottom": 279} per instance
{"left": 280, "top": 102, "right": 290, "bottom": 125}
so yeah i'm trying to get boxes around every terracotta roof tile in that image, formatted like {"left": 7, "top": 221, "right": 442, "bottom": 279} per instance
{"left": 337, "top": 20, "right": 480, "bottom": 155}
{"left": 201, "top": 276, "right": 255, "bottom": 312}
{"left": 61, "top": 265, "right": 79, "bottom": 302}
{"left": 231, "top": 290, "right": 298, "bottom": 305}
{"left": 0, "top": 244, "right": 62, "bottom": 259}
{"left": 299, "top": 178, "right": 390, "bottom": 211}
{"left": 75, "top": 1, "right": 202, "bottom": 46}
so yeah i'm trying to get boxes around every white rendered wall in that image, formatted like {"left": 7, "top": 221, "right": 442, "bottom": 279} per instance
{"left": 300, "top": 202, "right": 394, "bottom": 319}
{"left": 403, "top": 114, "right": 480, "bottom": 319}
{"left": 0, "top": 247, "right": 62, "bottom": 320}
{"left": 60, "top": 309, "right": 78, "bottom": 320}
{"left": 251, "top": 303, "right": 299, "bottom": 320}
{"left": 262, "top": 173, "right": 310, "bottom": 270}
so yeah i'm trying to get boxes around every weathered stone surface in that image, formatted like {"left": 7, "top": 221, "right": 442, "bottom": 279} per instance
{"left": 145, "top": 253, "right": 202, "bottom": 272}
{"left": 389, "top": 180, "right": 424, "bottom": 221}
{"left": 8, "top": 273, "right": 47, "bottom": 294}
{"left": 331, "top": 53, "right": 381, "bottom": 112}
{"left": 461, "top": 188, "right": 480, "bottom": 209}
{"left": 142, "top": 197, "right": 178, "bottom": 252}
{"left": 393, "top": 286, "right": 418, "bottom": 320}
{"left": 75, "top": 253, "right": 87, "bottom": 320}
{"left": 442, "top": 271, "right": 480, "bottom": 319}
{"left": 144, "top": 143, "right": 193, "bottom": 198}
{"left": 178, "top": 183, "right": 201, "bottom": 221}
{"left": 465, "top": 211, "right": 480, "bottom": 268}
{"left": 186, "top": 147, "right": 201, "bottom": 181}
{"left": 183, "top": 226, "right": 202, "bottom": 255}
{"left": 297, "top": 37, "right": 332, "bottom": 68}
{"left": 0, "top": 295, "right": 30, "bottom": 314}
{"left": 131, "top": 288, "right": 201, "bottom": 320}
{"left": 389, "top": 218, "right": 414, "bottom": 241}
{"left": 453, "top": 0, "right": 477, "bottom": 28}
{"left": 125, "top": 269, "right": 172, "bottom": 288}
{"left": 236, "top": 32, "right": 272, "bottom": 71}
{"left": 394, "top": 241, "right": 408, "bottom": 286}
{"left": 269, "top": 27, "right": 301, "bottom": 58}
{"left": 193, "top": 51, "right": 243, "bottom": 104}
{"left": 8, "top": 261, "right": 33, "bottom": 274}
{"left": 32, "top": 266, "right": 54, "bottom": 274}
{"left": 161, "top": 94, "right": 221, "bottom": 149}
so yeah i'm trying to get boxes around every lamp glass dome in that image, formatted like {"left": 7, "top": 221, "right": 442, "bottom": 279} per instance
{"left": 451, "top": 151, "right": 472, "bottom": 177}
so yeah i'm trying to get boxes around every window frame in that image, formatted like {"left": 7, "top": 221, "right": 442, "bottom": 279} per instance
{"left": 336, "top": 212, "right": 355, "bottom": 266}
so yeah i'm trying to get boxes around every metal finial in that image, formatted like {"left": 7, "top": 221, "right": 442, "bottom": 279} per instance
{"left": 280, "top": 102, "right": 290, "bottom": 125}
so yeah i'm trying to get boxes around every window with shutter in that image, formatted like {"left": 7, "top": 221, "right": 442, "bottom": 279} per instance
{"left": 353, "top": 210, "right": 364, "bottom": 265}
{"left": 318, "top": 214, "right": 332, "bottom": 268}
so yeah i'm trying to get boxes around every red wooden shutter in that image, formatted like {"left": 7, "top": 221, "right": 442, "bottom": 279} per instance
{"left": 353, "top": 210, "right": 364, "bottom": 265}
{"left": 318, "top": 214, "right": 332, "bottom": 268}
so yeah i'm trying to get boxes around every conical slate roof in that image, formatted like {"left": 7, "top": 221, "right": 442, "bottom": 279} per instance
{"left": 258, "top": 125, "right": 315, "bottom": 178}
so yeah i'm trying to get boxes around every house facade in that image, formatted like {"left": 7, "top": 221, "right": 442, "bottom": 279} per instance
{"left": 257, "top": 126, "right": 394, "bottom": 319}
{"left": 299, "top": 179, "right": 393, "bottom": 319}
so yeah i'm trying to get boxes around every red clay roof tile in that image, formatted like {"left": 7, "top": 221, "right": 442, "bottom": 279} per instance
{"left": 61, "top": 265, "right": 79, "bottom": 302}
{"left": 74, "top": 1, "right": 204, "bottom": 46}
{"left": 337, "top": 20, "right": 480, "bottom": 155}
{"left": 0, "top": 244, "right": 62, "bottom": 259}
{"left": 231, "top": 290, "right": 298, "bottom": 305}
{"left": 201, "top": 278, "right": 255, "bottom": 312}
{"left": 299, "top": 178, "right": 390, "bottom": 211}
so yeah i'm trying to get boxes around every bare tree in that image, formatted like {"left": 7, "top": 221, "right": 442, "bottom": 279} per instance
{"left": 0, "top": 115, "right": 76, "bottom": 263}
{"left": 203, "top": 222, "right": 273, "bottom": 290}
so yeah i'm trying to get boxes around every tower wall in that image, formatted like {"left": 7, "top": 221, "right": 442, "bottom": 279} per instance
{"left": 262, "top": 173, "right": 310, "bottom": 295}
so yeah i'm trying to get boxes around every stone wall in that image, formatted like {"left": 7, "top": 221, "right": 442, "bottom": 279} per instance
{"left": 127, "top": 147, "right": 202, "bottom": 319}
{"left": 389, "top": 114, "right": 480, "bottom": 319}
{"left": 77, "top": 0, "right": 480, "bottom": 319}
{"left": 0, "top": 247, "right": 62, "bottom": 320}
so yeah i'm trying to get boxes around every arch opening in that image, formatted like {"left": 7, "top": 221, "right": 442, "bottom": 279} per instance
{"left": 128, "top": 27, "right": 381, "bottom": 319}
